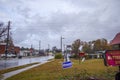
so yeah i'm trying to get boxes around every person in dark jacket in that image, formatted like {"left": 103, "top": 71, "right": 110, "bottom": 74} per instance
{"left": 115, "top": 72, "right": 120, "bottom": 80}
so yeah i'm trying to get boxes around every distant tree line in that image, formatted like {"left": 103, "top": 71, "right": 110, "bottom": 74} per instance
{"left": 20, "top": 47, "right": 30, "bottom": 50}
{"left": 71, "top": 38, "right": 113, "bottom": 57}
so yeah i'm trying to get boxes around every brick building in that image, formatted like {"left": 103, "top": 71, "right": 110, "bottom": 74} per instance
{"left": 0, "top": 43, "right": 20, "bottom": 56}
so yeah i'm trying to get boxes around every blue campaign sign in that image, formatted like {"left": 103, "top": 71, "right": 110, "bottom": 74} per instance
{"left": 62, "top": 61, "right": 72, "bottom": 69}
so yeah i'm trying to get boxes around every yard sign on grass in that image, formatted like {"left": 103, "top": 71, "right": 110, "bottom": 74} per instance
{"left": 62, "top": 46, "right": 72, "bottom": 69}
{"left": 79, "top": 53, "right": 85, "bottom": 63}
{"left": 62, "top": 61, "right": 72, "bottom": 69}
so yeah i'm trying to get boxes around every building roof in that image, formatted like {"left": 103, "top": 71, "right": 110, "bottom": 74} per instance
{"left": 110, "top": 32, "right": 120, "bottom": 45}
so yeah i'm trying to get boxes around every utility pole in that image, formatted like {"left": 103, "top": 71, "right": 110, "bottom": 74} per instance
{"left": 4, "top": 21, "right": 10, "bottom": 69}
{"left": 64, "top": 44, "right": 66, "bottom": 52}
{"left": 61, "top": 36, "right": 62, "bottom": 52}
{"left": 60, "top": 36, "right": 64, "bottom": 53}
{"left": 5, "top": 21, "right": 10, "bottom": 59}
{"left": 48, "top": 44, "right": 50, "bottom": 50}
{"left": 61, "top": 36, "right": 66, "bottom": 61}
{"left": 47, "top": 44, "right": 50, "bottom": 56}
{"left": 31, "top": 44, "right": 33, "bottom": 56}
{"left": 39, "top": 40, "right": 41, "bottom": 53}
{"left": 63, "top": 44, "right": 67, "bottom": 62}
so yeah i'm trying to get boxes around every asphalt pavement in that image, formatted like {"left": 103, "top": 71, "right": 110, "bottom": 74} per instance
{"left": 0, "top": 56, "right": 53, "bottom": 70}
{"left": 2, "top": 60, "right": 52, "bottom": 80}
{"left": 0, "top": 56, "right": 54, "bottom": 80}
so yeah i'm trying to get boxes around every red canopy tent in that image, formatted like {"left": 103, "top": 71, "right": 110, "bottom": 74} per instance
{"left": 110, "top": 32, "right": 120, "bottom": 73}
{"left": 110, "top": 32, "right": 120, "bottom": 45}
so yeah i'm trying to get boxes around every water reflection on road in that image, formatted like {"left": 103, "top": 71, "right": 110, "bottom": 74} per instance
{"left": 0, "top": 56, "right": 54, "bottom": 70}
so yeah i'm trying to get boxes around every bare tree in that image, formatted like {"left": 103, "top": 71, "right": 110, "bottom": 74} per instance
{"left": 0, "top": 22, "right": 7, "bottom": 38}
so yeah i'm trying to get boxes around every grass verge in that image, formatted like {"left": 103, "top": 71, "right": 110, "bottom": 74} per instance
{"left": 5, "top": 59, "right": 119, "bottom": 80}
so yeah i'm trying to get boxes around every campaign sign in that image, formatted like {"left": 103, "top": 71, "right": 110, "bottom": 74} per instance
{"left": 62, "top": 61, "right": 72, "bottom": 69}
{"left": 104, "top": 50, "right": 120, "bottom": 66}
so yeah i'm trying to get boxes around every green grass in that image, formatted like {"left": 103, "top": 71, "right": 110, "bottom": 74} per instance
{"left": 0, "top": 62, "right": 39, "bottom": 74}
{"left": 5, "top": 59, "right": 118, "bottom": 80}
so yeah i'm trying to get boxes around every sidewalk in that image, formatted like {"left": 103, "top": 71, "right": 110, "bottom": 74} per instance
{"left": 2, "top": 60, "right": 52, "bottom": 80}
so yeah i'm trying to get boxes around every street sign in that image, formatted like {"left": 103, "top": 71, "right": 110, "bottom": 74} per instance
{"left": 104, "top": 50, "right": 120, "bottom": 66}
{"left": 62, "top": 61, "right": 72, "bottom": 69}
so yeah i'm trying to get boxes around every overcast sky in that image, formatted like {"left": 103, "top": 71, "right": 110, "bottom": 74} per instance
{"left": 0, "top": 0, "right": 120, "bottom": 49}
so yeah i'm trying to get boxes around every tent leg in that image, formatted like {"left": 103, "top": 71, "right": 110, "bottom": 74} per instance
{"left": 119, "top": 44, "right": 120, "bottom": 72}
{"left": 119, "top": 66, "right": 120, "bottom": 72}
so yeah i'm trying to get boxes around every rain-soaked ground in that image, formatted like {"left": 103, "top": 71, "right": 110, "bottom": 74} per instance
{"left": 0, "top": 56, "right": 54, "bottom": 70}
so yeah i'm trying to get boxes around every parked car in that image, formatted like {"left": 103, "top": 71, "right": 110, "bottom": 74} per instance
{"left": 18, "top": 55, "right": 22, "bottom": 59}
{"left": 1, "top": 53, "right": 17, "bottom": 58}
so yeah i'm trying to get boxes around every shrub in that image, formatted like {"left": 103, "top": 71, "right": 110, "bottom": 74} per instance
{"left": 55, "top": 53, "right": 63, "bottom": 59}
{"left": 69, "top": 54, "right": 80, "bottom": 59}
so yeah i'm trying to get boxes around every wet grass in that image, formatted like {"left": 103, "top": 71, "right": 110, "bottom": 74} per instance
{"left": 0, "top": 62, "right": 39, "bottom": 74}
{"left": 6, "top": 59, "right": 118, "bottom": 80}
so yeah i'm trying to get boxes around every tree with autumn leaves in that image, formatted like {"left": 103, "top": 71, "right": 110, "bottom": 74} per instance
{"left": 92, "top": 38, "right": 112, "bottom": 51}
{"left": 71, "top": 39, "right": 81, "bottom": 58}
{"left": 71, "top": 38, "right": 112, "bottom": 57}
{"left": 82, "top": 41, "right": 93, "bottom": 54}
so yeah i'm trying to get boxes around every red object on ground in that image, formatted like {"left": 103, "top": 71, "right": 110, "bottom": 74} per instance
{"left": 79, "top": 53, "right": 85, "bottom": 57}
{"left": 105, "top": 50, "right": 120, "bottom": 66}
{"left": 110, "top": 32, "right": 120, "bottom": 45}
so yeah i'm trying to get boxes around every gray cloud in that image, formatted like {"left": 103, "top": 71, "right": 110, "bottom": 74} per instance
{"left": 0, "top": 0, "right": 120, "bottom": 49}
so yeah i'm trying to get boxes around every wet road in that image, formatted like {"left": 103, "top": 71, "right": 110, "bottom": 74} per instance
{"left": 0, "top": 56, "right": 54, "bottom": 70}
